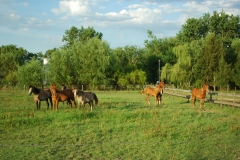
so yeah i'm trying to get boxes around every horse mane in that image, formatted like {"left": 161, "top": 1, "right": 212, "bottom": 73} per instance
{"left": 29, "top": 85, "right": 40, "bottom": 94}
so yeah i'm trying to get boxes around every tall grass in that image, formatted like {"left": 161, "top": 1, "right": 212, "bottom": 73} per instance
{"left": 0, "top": 90, "right": 240, "bottom": 159}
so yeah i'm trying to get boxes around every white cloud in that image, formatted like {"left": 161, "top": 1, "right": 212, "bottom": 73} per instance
{"left": 95, "top": 4, "right": 162, "bottom": 25}
{"left": 19, "top": 28, "right": 29, "bottom": 32}
{"left": 9, "top": 13, "right": 20, "bottom": 19}
{"left": 52, "top": 0, "right": 90, "bottom": 16}
{"left": 184, "top": 1, "right": 210, "bottom": 13}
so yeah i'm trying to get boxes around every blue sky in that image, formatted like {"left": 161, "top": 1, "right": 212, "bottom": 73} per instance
{"left": 0, "top": 0, "right": 240, "bottom": 53}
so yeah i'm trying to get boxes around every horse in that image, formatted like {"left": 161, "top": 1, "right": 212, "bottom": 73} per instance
{"left": 49, "top": 84, "right": 73, "bottom": 111}
{"left": 140, "top": 81, "right": 164, "bottom": 105}
{"left": 28, "top": 85, "right": 52, "bottom": 110}
{"left": 191, "top": 84, "right": 209, "bottom": 111}
{"left": 61, "top": 84, "right": 66, "bottom": 90}
{"left": 72, "top": 88, "right": 98, "bottom": 111}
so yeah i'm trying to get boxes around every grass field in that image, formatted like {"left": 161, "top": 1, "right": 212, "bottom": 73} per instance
{"left": 0, "top": 89, "right": 240, "bottom": 159}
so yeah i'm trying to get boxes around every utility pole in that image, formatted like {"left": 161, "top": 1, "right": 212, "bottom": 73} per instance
{"left": 158, "top": 59, "right": 160, "bottom": 82}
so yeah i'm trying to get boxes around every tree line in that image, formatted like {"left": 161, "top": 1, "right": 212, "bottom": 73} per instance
{"left": 1, "top": 11, "right": 240, "bottom": 90}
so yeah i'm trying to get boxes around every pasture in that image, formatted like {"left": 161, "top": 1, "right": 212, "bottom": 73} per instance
{"left": 0, "top": 89, "right": 240, "bottom": 159}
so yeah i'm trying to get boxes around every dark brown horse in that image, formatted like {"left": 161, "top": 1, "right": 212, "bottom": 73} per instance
{"left": 140, "top": 81, "right": 164, "bottom": 105}
{"left": 50, "top": 84, "right": 77, "bottom": 110}
{"left": 191, "top": 84, "right": 209, "bottom": 111}
{"left": 29, "top": 85, "right": 52, "bottom": 109}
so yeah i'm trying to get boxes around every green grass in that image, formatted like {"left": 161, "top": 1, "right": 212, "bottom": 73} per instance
{"left": 0, "top": 89, "right": 240, "bottom": 159}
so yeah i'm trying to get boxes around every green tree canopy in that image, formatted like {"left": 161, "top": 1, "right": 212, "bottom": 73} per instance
{"left": 17, "top": 58, "right": 44, "bottom": 87}
{"left": 62, "top": 26, "right": 103, "bottom": 47}
{"left": 0, "top": 45, "right": 35, "bottom": 85}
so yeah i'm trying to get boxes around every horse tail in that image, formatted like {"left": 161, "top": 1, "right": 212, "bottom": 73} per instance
{"left": 93, "top": 93, "right": 98, "bottom": 105}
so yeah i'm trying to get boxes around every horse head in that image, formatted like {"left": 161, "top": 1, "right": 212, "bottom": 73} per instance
{"left": 72, "top": 88, "right": 78, "bottom": 97}
{"left": 50, "top": 84, "right": 57, "bottom": 97}
{"left": 204, "top": 84, "right": 210, "bottom": 93}
{"left": 28, "top": 85, "right": 33, "bottom": 95}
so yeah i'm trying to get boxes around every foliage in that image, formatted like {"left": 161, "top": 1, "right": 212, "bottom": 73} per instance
{"left": 117, "top": 69, "right": 146, "bottom": 87}
{"left": 111, "top": 46, "right": 146, "bottom": 85}
{"left": 232, "top": 38, "right": 240, "bottom": 86}
{"left": 17, "top": 58, "right": 44, "bottom": 87}
{"left": 62, "top": 26, "right": 103, "bottom": 47}
{"left": 48, "top": 38, "right": 110, "bottom": 86}
{"left": 194, "top": 33, "right": 224, "bottom": 85}
{"left": 47, "top": 48, "right": 75, "bottom": 86}
{"left": 0, "top": 45, "right": 35, "bottom": 85}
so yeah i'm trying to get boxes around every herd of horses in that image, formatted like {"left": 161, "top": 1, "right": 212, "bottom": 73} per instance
{"left": 29, "top": 84, "right": 98, "bottom": 111}
{"left": 28, "top": 82, "right": 209, "bottom": 111}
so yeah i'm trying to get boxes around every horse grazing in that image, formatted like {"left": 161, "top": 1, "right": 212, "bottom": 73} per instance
{"left": 29, "top": 85, "right": 52, "bottom": 110}
{"left": 72, "top": 88, "right": 98, "bottom": 111}
{"left": 191, "top": 84, "right": 209, "bottom": 111}
{"left": 140, "top": 81, "right": 164, "bottom": 105}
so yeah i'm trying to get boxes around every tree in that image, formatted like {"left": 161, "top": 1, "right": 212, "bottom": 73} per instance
{"left": 48, "top": 38, "right": 110, "bottom": 87}
{"left": 0, "top": 45, "right": 33, "bottom": 85}
{"left": 194, "top": 33, "right": 224, "bottom": 86}
{"left": 62, "top": 26, "right": 103, "bottom": 47}
{"left": 17, "top": 58, "right": 44, "bottom": 87}
{"left": 214, "top": 54, "right": 232, "bottom": 89}
{"left": 47, "top": 48, "right": 76, "bottom": 86}
{"left": 170, "top": 43, "right": 192, "bottom": 87}
{"left": 232, "top": 38, "right": 240, "bottom": 87}
{"left": 110, "top": 46, "right": 145, "bottom": 85}
{"left": 117, "top": 70, "right": 146, "bottom": 87}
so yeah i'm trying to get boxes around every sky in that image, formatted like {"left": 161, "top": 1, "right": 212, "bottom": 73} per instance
{"left": 0, "top": 0, "right": 240, "bottom": 54}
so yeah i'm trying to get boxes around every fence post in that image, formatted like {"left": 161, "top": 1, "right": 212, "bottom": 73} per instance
{"left": 233, "top": 93, "right": 235, "bottom": 106}
{"left": 221, "top": 92, "right": 223, "bottom": 108}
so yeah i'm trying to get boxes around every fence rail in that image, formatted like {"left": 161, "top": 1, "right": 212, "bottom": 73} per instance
{"left": 164, "top": 88, "right": 240, "bottom": 107}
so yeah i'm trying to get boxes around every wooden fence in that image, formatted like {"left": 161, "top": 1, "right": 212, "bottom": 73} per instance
{"left": 164, "top": 88, "right": 240, "bottom": 107}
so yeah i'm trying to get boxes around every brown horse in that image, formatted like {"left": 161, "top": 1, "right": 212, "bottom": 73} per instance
{"left": 50, "top": 84, "right": 77, "bottom": 110}
{"left": 140, "top": 81, "right": 164, "bottom": 105}
{"left": 191, "top": 84, "right": 209, "bottom": 111}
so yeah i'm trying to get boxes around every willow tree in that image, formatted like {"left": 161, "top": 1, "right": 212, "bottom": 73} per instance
{"left": 47, "top": 48, "right": 76, "bottom": 86}
{"left": 71, "top": 37, "right": 110, "bottom": 87}
{"left": 170, "top": 43, "right": 192, "bottom": 88}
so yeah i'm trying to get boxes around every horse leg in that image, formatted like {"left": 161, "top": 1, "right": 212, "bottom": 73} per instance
{"left": 53, "top": 100, "right": 56, "bottom": 111}
{"left": 90, "top": 101, "right": 94, "bottom": 111}
{"left": 46, "top": 100, "right": 49, "bottom": 109}
{"left": 192, "top": 97, "right": 196, "bottom": 109}
{"left": 49, "top": 98, "right": 53, "bottom": 109}
{"left": 35, "top": 101, "right": 38, "bottom": 109}
{"left": 147, "top": 95, "right": 150, "bottom": 105}
{"left": 56, "top": 101, "right": 59, "bottom": 111}
{"left": 200, "top": 99, "right": 205, "bottom": 111}
{"left": 155, "top": 96, "right": 158, "bottom": 105}
{"left": 72, "top": 99, "right": 77, "bottom": 108}
{"left": 67, "top": 99, "right": 72, "bottom": 108}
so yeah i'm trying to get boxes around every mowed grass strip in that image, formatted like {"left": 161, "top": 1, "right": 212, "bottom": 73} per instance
{"left": 0, "top": 89, "right": 240, "bottom": 159}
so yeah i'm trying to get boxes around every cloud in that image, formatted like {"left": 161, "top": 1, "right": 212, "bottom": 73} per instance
{"left": 52, "top": 0, "right": 90, "bottom": 16}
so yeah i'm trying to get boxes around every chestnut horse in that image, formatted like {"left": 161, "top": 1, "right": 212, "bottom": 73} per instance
{"left": 191, "top": 84, "right": 209, "bottom": 111}
{"left": 50, "top": 84, "right": 77, "bottom": 110}
{"left": 140, "top": 81, "right": 164, "bottom": 105}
